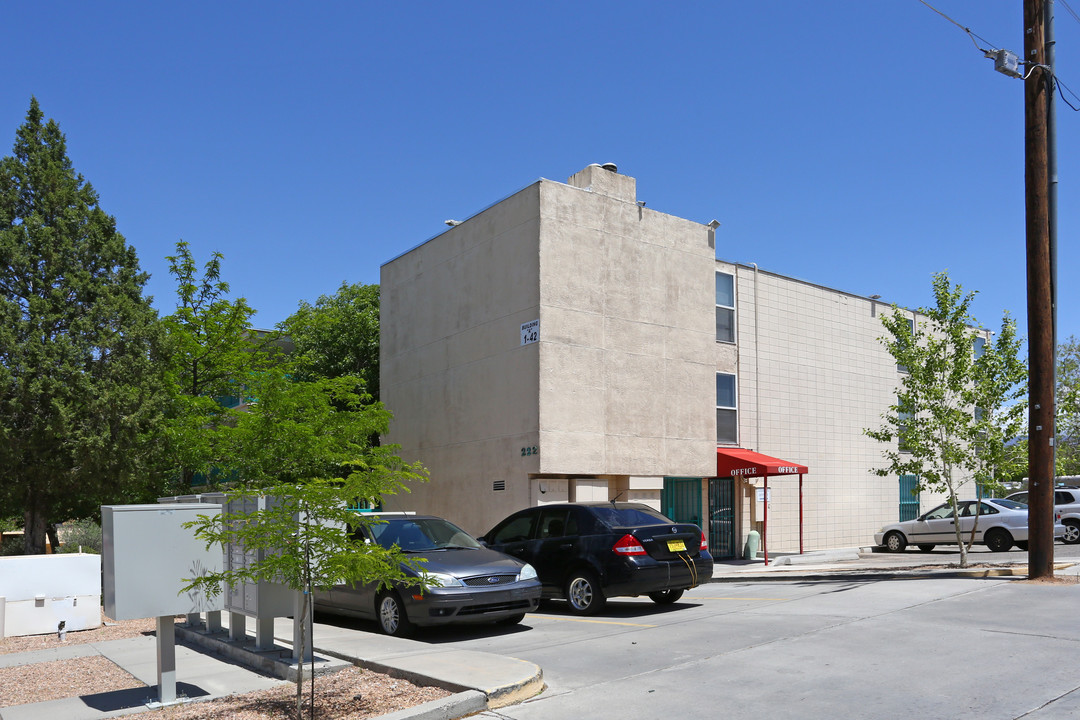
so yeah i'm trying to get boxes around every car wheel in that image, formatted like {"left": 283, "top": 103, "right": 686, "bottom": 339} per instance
{"left": 917, "top": 544, "right": 935, "bottom": 552}
{"left": 648, "top": 589, "right": 684, "bottom": 605}
{"left": 985, "top": 528, "right": 1013, "bottom": 553}
{"left": 884, "top": 531, "right": 907, "bottom": 553}
{"left": 1063, "top": 520, "right": 1080, "bottom": 545}
{"left": 1016, "top": 541, "right": 1029, "bottom": 550}
{"left": 565, "top": 570, "right": 606, "bottom": 615}
{"left": 496, "top": 613, "right": 526, "bottom": 626}
{"left": 376, "top": 591, "right": 413, "bottom": 637}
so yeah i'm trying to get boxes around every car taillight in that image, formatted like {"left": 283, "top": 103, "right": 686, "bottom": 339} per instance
{"left": 700, "top": 531, "right": 709, "bottom": 551}
{"left": 612, "top": 534, "right": 647, "bottom": 556}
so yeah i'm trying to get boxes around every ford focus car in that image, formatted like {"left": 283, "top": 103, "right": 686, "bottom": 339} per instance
{"left": 874, "top": 498, "right": 1065, "bottom": 553}
{"left": 314, "top": 514, "right": 541, "bottom": 636}
{"left": 479, "top": 502, "right": 713, "bottom": 615}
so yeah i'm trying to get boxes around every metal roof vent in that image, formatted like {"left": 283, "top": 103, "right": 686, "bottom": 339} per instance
{"left": 599, "top": 162, "right": 618, "bottom": 173}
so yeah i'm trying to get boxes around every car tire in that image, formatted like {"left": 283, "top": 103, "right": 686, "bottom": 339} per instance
{"left": 917, "top": 544, "right": 935, "bottom": 552}
{"left": 376, "top": 591, "right": 413, "bottom": 637}
{"left": 1063, "top": 520, "right": 1080, "bottom": 545}
{"left": 565, "top": 570, "right": 606, "bottom": 615}
{"left": 985, "top": 528, "right": 1013, "bottom": 553}
{"left": 648, "top": 589, "right": 684, "bottom": 605}
{"left": 884, "top": 531, "right": 907, "bottom": 553}
{"left": 1016, "top": 541, "right": 1029, "bottom": 550}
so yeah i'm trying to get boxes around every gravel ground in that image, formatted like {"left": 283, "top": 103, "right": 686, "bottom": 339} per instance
{"left": 0, "top": 612, "right": 452, "bottom": 718}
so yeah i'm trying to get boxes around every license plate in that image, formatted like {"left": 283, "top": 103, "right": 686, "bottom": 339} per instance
{"left": 667, "top": 540, "right": 686, "bottom": 552}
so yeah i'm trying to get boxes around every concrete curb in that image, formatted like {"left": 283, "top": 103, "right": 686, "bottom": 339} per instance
{"left": 176, "top": 624, "right": 545, "bottom": 720}
{"left": 370, "top": 690, "right": 488, "bottom": 720}
{"left": 708, "top": 561, "right": 1078, "bottom": 583}
{"left": 176, "top": 625, "right": 352, "bottom": 682}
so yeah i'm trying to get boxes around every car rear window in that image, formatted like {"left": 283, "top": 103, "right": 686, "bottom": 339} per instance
{"left": 590, "top": 506, "right": 672, "bottom": 528}
{"left": 991, "top": 498, "right": 1026, "bottom": 510}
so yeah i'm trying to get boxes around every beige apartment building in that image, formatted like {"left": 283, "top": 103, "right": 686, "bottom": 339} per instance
{"left": 380, "top": 163, "right": 953, "bottom": 558}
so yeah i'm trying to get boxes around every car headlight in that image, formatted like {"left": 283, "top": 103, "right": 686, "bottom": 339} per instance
{"left": 518, "top": 563, "right": 538, "bottom": 582}
{"left": 425, "top": 572, "right": 463, "bottom": 589}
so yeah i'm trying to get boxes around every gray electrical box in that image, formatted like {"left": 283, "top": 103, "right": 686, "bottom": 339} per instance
{"left": 102, "top": 504, "right": 224, "bottom": 621}
{"left": 994, "top": 49, "right": 1022, "bottom": 78}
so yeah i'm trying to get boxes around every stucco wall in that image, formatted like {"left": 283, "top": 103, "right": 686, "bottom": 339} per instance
{"left": 536, "top": 178, "right": 715, "bottom": 479}
{"left": 380, "top": 183, "right": 543, "bottom": 534}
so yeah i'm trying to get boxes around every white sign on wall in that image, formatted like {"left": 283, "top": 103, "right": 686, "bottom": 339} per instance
{"left": 520, "top": 319, "right": 540, "bottom": 346}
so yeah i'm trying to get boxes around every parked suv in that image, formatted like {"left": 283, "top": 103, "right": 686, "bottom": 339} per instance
{"left": 479, "top": 502, "right": 713, "bottom": 615}
{"left": 1006, "top": 488, "right": 1080, "bottom": 544}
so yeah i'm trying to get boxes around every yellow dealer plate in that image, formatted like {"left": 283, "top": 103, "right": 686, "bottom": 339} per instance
{"left": 667, "top": 540, "right": 686, "bottom": 552}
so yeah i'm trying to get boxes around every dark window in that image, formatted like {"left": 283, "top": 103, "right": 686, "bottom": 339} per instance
{"left": 489, "top": 513, "right": 536, "bottom": 544}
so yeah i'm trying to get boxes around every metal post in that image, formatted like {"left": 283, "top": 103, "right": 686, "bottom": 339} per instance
{"left": 799, "top": 474, "right": 804, "bottom": 555}
{"left": 762, "top": 478, "right": 769, "bottom": 566}
{"left": 155, "top": 615, "right": 177, "bottom": 704}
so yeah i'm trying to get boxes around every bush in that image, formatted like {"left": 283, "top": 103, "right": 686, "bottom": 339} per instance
{"left": 0, "top": 535, "right": 23, "bottom": 556}
{"left": 56, "top": 518, "right": 103, "bottom": 554}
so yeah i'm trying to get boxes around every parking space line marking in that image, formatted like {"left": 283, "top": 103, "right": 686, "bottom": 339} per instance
{"left": 529, "top": 615, "right": 657, "bottom": 627}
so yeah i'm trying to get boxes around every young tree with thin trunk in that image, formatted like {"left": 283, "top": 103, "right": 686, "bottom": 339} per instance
{"left": 866, "top": 272, "right": 1026, "bottom": 567}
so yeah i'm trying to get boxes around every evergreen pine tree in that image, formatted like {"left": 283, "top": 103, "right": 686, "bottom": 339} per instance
{"left": 0, "top": 98, "right": 163, "bottom": 553}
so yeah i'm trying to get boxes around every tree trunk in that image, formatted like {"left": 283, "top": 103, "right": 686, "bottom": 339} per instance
{"left": 23, "top": 505, "right": 47, "bottom": 555}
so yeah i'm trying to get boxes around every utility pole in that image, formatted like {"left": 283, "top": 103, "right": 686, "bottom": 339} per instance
{"left": 1025, "top": 0, "right": 1055, "bottom": 579}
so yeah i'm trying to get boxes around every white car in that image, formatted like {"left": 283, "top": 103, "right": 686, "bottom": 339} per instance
{"left": 1006, "top": 488, "right": 1080, "bottom": 544}
{"left": 874, "top": 498, "right": 1065, "bottom": 553}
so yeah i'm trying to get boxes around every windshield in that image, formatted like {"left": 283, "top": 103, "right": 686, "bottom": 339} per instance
{"left": 370, "top": 517, "right": 481, "bottom": 551}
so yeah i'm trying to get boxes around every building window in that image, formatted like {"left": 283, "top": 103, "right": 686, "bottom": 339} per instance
{"left": 898, "top": 406, "right": 913, "bottom": 454}
{"left": 716, "top": 372, "right": 737, "bottom": 445}
{"left": 715, "top": 272, "right": 735, "bottom": 343}
{"left": 897, "top": 316, "right": 914, "bottom": 373}
{"left": 973, "top": 336, "right": 986, "bottom": 358}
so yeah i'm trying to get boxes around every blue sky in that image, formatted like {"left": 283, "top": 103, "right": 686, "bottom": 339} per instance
{"left": 3, "top": 1, "right": 1077, "bottom": 344}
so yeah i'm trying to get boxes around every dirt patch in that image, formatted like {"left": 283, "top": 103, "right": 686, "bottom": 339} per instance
{"left": 1017, "top": 575, "right": 1080, "bottom": 585}
{"left": 0, "top": 655, "right": 144, "bottom": 706}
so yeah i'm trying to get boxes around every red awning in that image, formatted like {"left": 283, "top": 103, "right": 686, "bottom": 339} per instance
{"left": 716, "top": 448, "right": 809, "bottom": 478}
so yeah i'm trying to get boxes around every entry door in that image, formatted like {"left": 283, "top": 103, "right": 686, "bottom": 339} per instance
{"left": 899, "top": 475, "right": 920, "bottom": 521}
{"left": 708, "top": 478, "right": 736, "bottom": 559}
{"left": 662, "top": 478, "right": 703, "bottom": 527}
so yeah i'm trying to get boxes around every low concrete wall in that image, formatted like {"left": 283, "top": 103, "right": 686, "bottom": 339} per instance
{"left": 0, "top": 553, "right": 101, "bottom": 638}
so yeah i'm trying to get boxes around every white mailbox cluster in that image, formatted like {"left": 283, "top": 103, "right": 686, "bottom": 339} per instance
{"left": 102, "top": 503, "right": 225, "bottom": 620}
{"left": 0, "top": 553, "right": 101, "bottom": 639}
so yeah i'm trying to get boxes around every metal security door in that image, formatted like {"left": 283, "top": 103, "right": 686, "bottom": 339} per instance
{"left": 708, "top": 477, "right": 736, "bottom": 559}
{"left": 899, "top": 475, "right": 920, "bottom": 521}
{"left": 662, "top": 478, "right": 703, "bottom": 528}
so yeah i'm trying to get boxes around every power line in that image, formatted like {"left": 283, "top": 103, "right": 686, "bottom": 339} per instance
{"left": 1060, "top": 0, "right": 1080, "bottom": 27}
{"left": 917, "top": 0, "right": 998, "bottom": 53}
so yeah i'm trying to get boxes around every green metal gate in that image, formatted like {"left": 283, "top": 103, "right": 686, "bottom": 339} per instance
{"left": 661, "top": 478, "right": 703, "bottom": 528}
{"left": 899, "top": 475, "right": 920, "bottom": 521}
{"left": 708, "top": 477, "right": 737, "bottom": 559}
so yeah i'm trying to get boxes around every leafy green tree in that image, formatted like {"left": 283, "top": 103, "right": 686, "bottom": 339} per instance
{"left": 1058, "top": 336, "right": 1080, "bottom": 477}
{"left": 282, "top": 282, "right": 380, "bottom": 399}
{"left": 161, "top": 241, "right": 276, "bottom": 486}
{"left": 866, "top": 272, "right": 1026, "bottom": 566}
{"left": 0, "top": 98, "right": 164, "bottom": 554}
{"left": 182, "top": 371, "right": 427, "bottom": 719}
{"left": 970, "top": 313, "right": 1028, "bottom": 491}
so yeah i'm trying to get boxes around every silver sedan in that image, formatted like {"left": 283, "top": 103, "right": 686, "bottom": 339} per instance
{"left": 874, "top": 498, "right": 1065, "bottom": 553}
